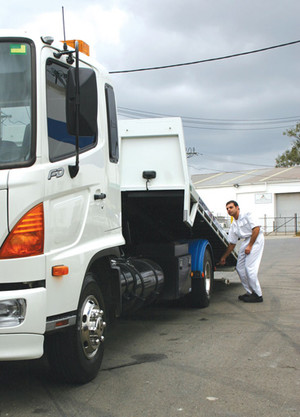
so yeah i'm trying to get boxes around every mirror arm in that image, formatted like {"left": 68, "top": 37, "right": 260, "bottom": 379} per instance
{"left": 68, "top": 41, "right": 80, "bottom": 179}
{"left": 53, "top": 49, "right": 75, "bottom": 65}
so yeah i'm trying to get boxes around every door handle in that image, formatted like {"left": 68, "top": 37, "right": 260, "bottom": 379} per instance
{"left": 94, "top": 193, "right": 106, "bottom": 200}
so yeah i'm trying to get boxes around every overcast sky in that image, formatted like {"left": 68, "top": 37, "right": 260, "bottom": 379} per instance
{"left": 1, "top": 0, "right": 300, "bottom": 174}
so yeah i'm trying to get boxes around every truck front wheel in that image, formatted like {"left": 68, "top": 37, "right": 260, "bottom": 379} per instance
{"left": 190, "top": 249, "right": 214, "bottom": 308}
{"left": 46, "top": 273, "right": 106, "bottom": 384}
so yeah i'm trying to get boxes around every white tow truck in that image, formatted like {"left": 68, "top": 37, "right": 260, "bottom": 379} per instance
{"left": 0, "top": 33, "right": 237, "bottom": 383}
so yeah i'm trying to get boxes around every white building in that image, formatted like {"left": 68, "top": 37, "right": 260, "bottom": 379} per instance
{"left": 192, "top": 167, "right": 300, "bottom": 234}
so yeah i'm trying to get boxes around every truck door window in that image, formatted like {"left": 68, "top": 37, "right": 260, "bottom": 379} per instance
{"left": 0, "top": 40, "right": 34, "bottom": 168}
{"left": 105, "top": 84, "right": 119, "bottom": 163}
{"left": 46, "top": 60, "right": 96, "bottom": 162}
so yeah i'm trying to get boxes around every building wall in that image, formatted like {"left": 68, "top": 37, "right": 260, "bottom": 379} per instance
{"left": 196, "top": 181, "right": 300, "bottom": 233}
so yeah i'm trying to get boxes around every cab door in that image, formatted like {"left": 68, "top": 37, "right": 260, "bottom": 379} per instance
{"left": 43, "top": 56, "right": 110, "bottom": 316}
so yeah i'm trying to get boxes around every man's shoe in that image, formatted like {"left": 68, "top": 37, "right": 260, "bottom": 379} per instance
{"left": 242, "top": 292, "right": 263, "bottom": 303}
{"left": 238, "top": 293, "right": 251, "bottom": 301}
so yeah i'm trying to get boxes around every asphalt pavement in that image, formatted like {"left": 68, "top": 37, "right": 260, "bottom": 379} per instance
{"left": 0, "top": 236, "right": 299, "bottom": 417}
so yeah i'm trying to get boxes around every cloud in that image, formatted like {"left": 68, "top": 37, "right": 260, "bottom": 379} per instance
{"left": 1, "top": 0, "right": 299, "bottom": 173}
{"left": 2, "top": 2, "right": 128, "bottom": 53}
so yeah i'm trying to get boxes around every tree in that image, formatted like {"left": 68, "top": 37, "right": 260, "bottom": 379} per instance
{"left": 275, "top": 122, "right": 300, "bottom": 167}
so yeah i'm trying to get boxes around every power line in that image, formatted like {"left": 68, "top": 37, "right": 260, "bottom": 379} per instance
{"left": 183, "top": 124, "right": 295, "bottom": 131}
{"left": 194, "top": 153, "right": 275, "bottom": 168}
{"left": 188, "top": 161, "right": 300, "bottom": 178}
{"left": 179, "top": 116, "right": 299, "bottom": 125}
{"left": 188, "top": 152, "right": 300, "bottom": 179}
{"left": 118, "top": 106, "right": 300, "bottom": 123}
{"left": 110, "top": 39, "right": 300, "bottom": 74}
{"left": 117, "top": 107, "right": 299, "bottom": 131}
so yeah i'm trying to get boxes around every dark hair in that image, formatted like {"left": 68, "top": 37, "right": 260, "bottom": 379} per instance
{"left": 226, "top": 200, "right": 239, "bottom": 207}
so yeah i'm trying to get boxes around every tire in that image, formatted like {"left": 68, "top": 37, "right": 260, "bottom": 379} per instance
{"left": 46, "top": 273, "right": 107, "bottom": 384}
{"left": 190, "top": 249, "right": 214, "bottom": 308}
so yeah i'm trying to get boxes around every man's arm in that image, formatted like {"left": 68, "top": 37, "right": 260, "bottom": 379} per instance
{"left": 245, "top": 226, "right": 260, "bottom": 255}
{"left": 219, "top": 243, "right": 236, "bottom": 265}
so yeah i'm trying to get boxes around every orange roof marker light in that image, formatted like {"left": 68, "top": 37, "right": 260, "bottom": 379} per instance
{"left": 62, "top": 40, "right": 90, "bottom": 56}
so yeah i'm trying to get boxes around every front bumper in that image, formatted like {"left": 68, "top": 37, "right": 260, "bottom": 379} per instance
{"left": 0, "top": 334, "right": 44, "bottom": 360}
{"left": 0, "top": 287, "right": 46, "bottom": 360}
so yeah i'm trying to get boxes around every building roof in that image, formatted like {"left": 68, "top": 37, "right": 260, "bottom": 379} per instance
{"left": 192, "top": 166, "right": 300, "bottom": 188}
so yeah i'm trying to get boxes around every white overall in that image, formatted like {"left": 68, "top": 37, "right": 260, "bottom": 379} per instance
{"left": 228, "top": 212, "right": 264, "bottom": 297}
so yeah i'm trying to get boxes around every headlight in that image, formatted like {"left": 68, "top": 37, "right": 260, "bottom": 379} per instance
{"left": 0, "top": 299, "right": 26, "bottom": 328}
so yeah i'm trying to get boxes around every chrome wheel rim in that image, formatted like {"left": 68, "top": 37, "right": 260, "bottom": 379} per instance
{"left": 205, "top": 261, "right": 212, "bottom": 295}
{"left": 80, "top": 295, "right": 106, "bottom": 359}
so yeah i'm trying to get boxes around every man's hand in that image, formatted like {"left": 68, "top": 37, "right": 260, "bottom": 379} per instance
{"left": 219, "top": 257, "right": 226, "bottom": 266}
{"left": 245, "top": 226, "right": 260, "bottom": 255}
{"left": 245, "top": 244, "right": 252, "bottom": 255}
{"left": 219, "top": 243, "right": 236, "bottom": 265}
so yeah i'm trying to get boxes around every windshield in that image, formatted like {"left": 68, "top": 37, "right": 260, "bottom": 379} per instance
{"left": 0, "top": 40, "right": 34, "bottom": 168}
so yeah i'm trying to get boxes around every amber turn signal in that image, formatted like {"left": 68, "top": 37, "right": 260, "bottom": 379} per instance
{"left": 52, "top": 265, "right": 69, "bottom": 276}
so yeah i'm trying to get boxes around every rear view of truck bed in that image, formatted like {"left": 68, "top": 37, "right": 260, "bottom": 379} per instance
{"left": 118, "top": 117, "right": 237, "bottom": 267}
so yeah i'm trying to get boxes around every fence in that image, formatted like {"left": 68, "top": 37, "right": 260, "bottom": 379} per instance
{"left": 263, "top": 214, "right": 299, "bottom": 236}
{"left": 216, "top": 214, "right": 299, "bottom": 236}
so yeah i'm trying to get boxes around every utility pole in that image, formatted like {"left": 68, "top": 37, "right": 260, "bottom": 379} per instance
{"left": 186, "top": 147, "right": 199, "bottom": 158}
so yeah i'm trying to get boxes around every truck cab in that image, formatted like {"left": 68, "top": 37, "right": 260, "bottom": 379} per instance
{"left": 0, "top": 34, "right": 124, "bottom": 364}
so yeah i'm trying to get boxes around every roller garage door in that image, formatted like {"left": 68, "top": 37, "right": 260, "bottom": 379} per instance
{"left": 275, "top": 193, "right": 300, "bottom": 233}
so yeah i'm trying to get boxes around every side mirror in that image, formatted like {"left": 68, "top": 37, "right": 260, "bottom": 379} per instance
{"left": 66, "top": 67, "right": 97, "bottom": 137}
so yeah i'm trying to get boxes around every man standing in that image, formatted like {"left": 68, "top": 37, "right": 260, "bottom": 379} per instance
{"left": 219, "top": 200, "right": 264, "bottom": 303}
